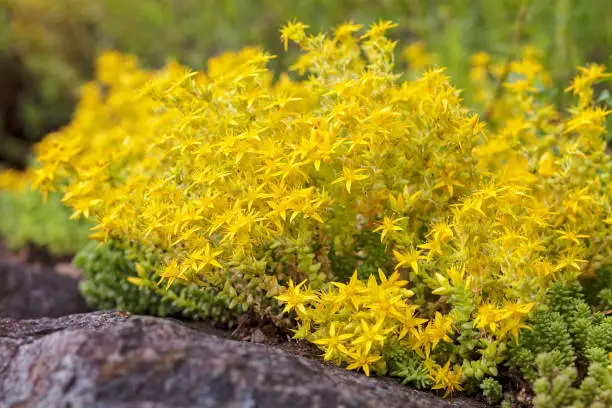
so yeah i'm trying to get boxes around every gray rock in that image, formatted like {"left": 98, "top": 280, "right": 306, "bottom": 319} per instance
{"left": 0, "top": 311, "right": 488, "bottom": 408}
{"left": 0, "top": 258, "right": 89, "bottom": 319}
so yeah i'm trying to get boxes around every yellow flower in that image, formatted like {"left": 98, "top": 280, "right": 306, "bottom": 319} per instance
{"left": 393, "top": 248, "right": 426, "bottom": 274}
{"left": 426, "top": 312, "right": 454, "bottom": 350}
{"left": 555, "top": 228, "right": 589, "bottom": 245}
{"left": 345, "top": 347, "right": 383, "bottom": 377}
{"left": 333, "top": 22, "right": 362, "bottom": 42}
{"left": 538, "top": 152, "right": 557, "bottom": 177}
{"left": 275, "top": 279, "right": 316, "bottom": 316}
{"left": 157, "top": 259, "right": 187, "bottom": 289}
{"left": 433, "top": 170, "right": 465, "bottom": 197}
{"left": 474, "top": 302, "right": 503, "bottom": 333}
{"left": 312, "top": 322, "right": 354, "bottom": 361}
{"left": 373, "top": 216, "right": 405, "bottom": 242}
{"left": 331, "top": 271, "right": 365, "bottom": 310}
{"left": 332, "top": 166, "right": 369, "bottom": 193}
{"left": 351, "top": 318, "right": 388, "bottom": 354}
{"left": 360, "top": 19, "right": 397, "bottom": 40}
{"left": 565, "top": 64, "right": 611, "bottom": 100}
{"left": 280, "top": 20, "right": 309, "bottom": 50}
{"left": 429, "top": 360, "right": 463, "bottom": 398}
{"left": 183, "top": 243, "right": 224, "bottom": 274}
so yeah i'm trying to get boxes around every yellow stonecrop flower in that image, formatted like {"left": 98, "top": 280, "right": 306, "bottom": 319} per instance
{"left": 427, "top": 360, "right": 464, "bottom": 398}
{"left": 565, "top": 64, "right": 612, "bottom": 107}
{"left": 277, "top": 269, "right": 433, "bottom": 375}
{"left": 474, "top": 301, "right": 535, "bottom": 342}
{"left": 23, "top": 20, "right": 612, "bottom": 396}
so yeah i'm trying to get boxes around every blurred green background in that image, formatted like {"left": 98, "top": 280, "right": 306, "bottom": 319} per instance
{"left": 1, "top": 0, "right": 611, "bottom": 168}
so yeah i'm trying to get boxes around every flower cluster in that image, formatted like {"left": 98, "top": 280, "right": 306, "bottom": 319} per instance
{"left": 24, "top": 21, "right": 612, "bottom": 398}
{"left": 277, "top": 269, "right": 461, "bottom": 396}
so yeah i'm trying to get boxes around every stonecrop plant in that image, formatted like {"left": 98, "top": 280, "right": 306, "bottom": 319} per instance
{"left": 22, "top": 21, "right": 611, "bottom": 402}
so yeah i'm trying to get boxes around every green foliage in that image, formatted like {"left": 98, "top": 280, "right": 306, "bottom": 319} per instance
{"left": 549, "top": 281, "right": 586, "bottom": 316}
{"left": 461, "top": 337, "right": 506, "bottom": 382}
{"left": 75, "top": 240, "right": 175, "bottom": 315}
{"left": 513, "top": 310, "right": 576, "bottom": 381}
{"left": 582, "top": 266, "right": 612, "bottom": 311}
{"left": 480, "top": 377, "right": 503, "bottom": 405}
{"left": 586, "top": 316, "right": 612, "bottom": 356}
{"left": 532, "top": 351, "right": 612, "bottom": 408}
{"left": 75, "top": 240, "right": 243, "bottom": 327}
{"left": 532, "top": 352, "right": 580, "bottom": 408}
{"left": 511, "top": 282, "right": 612, "bottom": 407}
{"left": 384, "top": 339, "right": 432, "bottom": 389}
{"left": 330, "top": 230, "right": 391, "bottom": 282}
{"left": 0, "top": 188, "right": 90, "bottom": 255}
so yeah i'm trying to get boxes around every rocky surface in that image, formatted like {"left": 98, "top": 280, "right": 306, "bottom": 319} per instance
{"left": 0, "top": 256, "right": 89, "bottom": 318}
{"left": 0, "top": 311, "right": 488, "bottom": 408}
